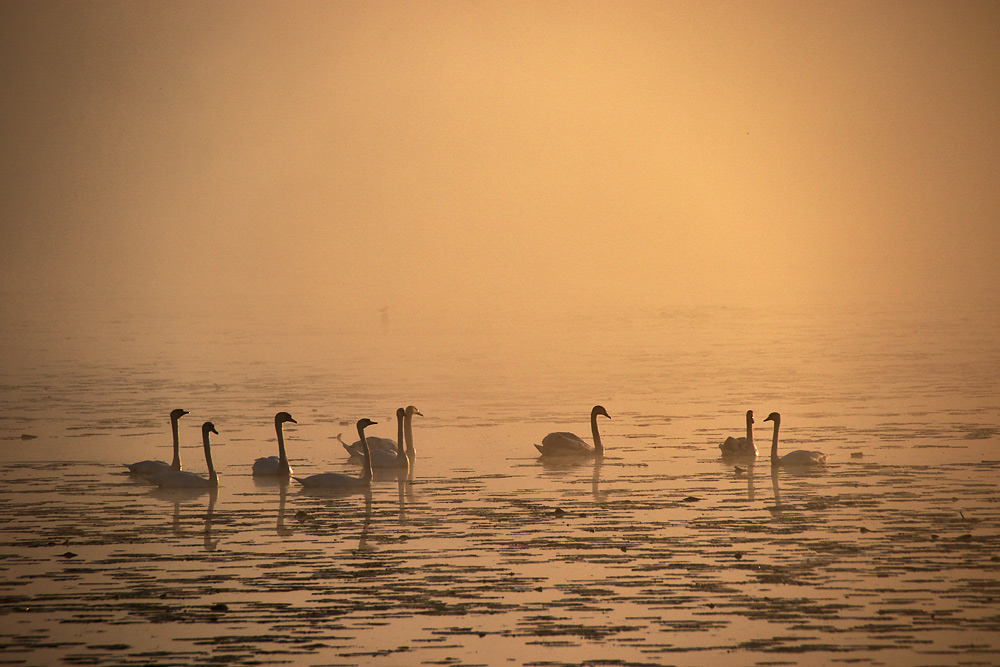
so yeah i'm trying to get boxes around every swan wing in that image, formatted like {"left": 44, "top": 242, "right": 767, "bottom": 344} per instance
{"left": 369, "top": 449, "right": 407, "bottom": 468}
{"left": 253, "top": 456, "right": 292, "bottom": 476}
{"left": 780, "top": 450, "right": 828, "bottom": 466}
{"left": 537, "top": 431, "right": 595, "bottom": 456}
{"left": 720, "top": 437, "right": 757, "bottom": 457}
{"left": 346, "top": 436, "right": 395, "bottom": 457}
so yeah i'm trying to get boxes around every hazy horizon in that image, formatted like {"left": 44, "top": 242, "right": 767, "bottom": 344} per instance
{"left": 3, "top": 2, "right": 999, "bottom": 329}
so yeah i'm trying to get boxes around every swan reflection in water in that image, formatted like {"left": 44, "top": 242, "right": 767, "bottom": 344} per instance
{"left": 355, "top": 489, "right": 375, "bottom": 554}
{"left": 771, "top": 466, "right": 782, "bottom": 512}
{"left": 539, "top": 456, "right": 607, "bottom": 503}
{"left": 148, "top": 485, "right": 219, "bottom": 551}
{"left": 253, "top": 475, "right": 294, "bottom": 536}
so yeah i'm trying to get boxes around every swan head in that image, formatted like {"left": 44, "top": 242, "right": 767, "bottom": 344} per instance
{"left": 592, "top": 405, "right": 610, "bottom": 420}
{"left": 357, "top": 418, "right": 377, "bottom": 432}
{"left": 763, "top": 412, "right": 781, "bottom": 424}
{"left": 405, "top": 405, "right": 423, "bottom": 417}
{"left": 275, "top": 411, "right": 297, "bottom": 425}
{"left": 202, "top": 421, "right": 219, "bottom": 436}
{"left": 396, "top": 407, "right": 406, "bottom": 419}
{"left": 746, "top": 409, "right": 754, "bottom": 423}
{"left": 170, "top": 408, "right": 190, "bottom": 420}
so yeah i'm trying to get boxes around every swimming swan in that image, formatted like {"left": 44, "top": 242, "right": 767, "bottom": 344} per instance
{"left": 253, "top": 411, "right": 297, "bottom": 476}
{"left": 344, "top": 405, "right": 422, "bottom": 458}
{"left": 764, "top": 412, "right": 827, "bottom": 467}
{"left": 535, "top": 405, "right": 610, "bottom": 457}
{"left": 146, "top": 421, "right": 220, "bottom": 488}
{"left": 720, "top": 409, "right": 757, "bottom": 458}
{"left": 370, "top": 408, "right": 408, "bottom": 469}
{"left": 295, "top": 418, "right": 376, "bottom": 489}
{"left": 125, "top": 408, "right": 189, "bottom": 475}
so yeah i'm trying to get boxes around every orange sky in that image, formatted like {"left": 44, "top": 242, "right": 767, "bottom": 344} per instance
{"left": 2, "top": 1, "right": 998, "bottom": 325}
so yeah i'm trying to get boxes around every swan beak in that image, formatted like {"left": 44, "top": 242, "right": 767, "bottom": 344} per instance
{"left": 211, "top": 426, "right": 219, "bottom": 434}
{"left": 415, "top": 410, "right": 424, "bottom": 416}
{"left": 288, "top": 417, "right": 298, "bottom": 424}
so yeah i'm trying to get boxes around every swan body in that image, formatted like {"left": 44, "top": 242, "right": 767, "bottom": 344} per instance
{"left": 344, "top": 405, "right": 422, "bottom": 458}
{"left": 295, "top": 418, "right": 376, "bottom": 489}
{"left": 370, "top": 408, "right": 408, "bottom": 469}
{"left": 146, "top": 422, "right": 220, "bottom": 488}
{"left": 764, "top": 412, "right": 827, "bottom": 467}
{"left": 125, "top": 408, "right": 189, "bottom": 475}
{"left": 720, "top": 409, "right": 757, "bottom": 458}
{"left": 535, "top": 405, "right": 610, "bottom": 457}
{"left": 253, "top": 411, "right": 297, "bottom": 476}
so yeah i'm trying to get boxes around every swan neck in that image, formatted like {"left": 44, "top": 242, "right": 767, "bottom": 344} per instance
{"left": 396, "top": 414, "right": 406, "bottom": 458}
{"left": 403, "top": 413, "right": 415, "bottom": 456}
{"left": 591, "top": 412, "right": 604, "bottom": 456}
{"left": 770, "top": 420, "right": 780, "bottom": 465}
{"left": 170, "top": 415, "right": 182, "bottom": 471}
{"left": 275, "top": 420, "right": 289, "bottom": 470}
{"left": 203, "top": 431, "right": 217, "bottom": 485}
{"left": 358, "top": 425, "right": 373, "bottom": 483}
{"left": 746, "top": 414, "right": 754, "bottom": 444}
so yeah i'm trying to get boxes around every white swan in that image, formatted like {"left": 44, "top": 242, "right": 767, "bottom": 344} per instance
{"left": 764, "top": 412, "right": 827, "bottom": 467}
{"left": 720, "top": 409, "right": 758, "bottom": 458}
{"left": 535, "top": 405, "right": 610, "bottom": 457}
{"left": 370, "top": 408, "right": 408, "bottom": 469}
{"left": 344, "top": 405, "right": 422, "bottom": 458}
{"left": 125, "top": 408, "right": 189, "bottom": 475}
{"left": 253, "top": 411, "right": 297, "bottom": 476}
{"left": 146, "top": 421, "right": 220, "bottom": 488}
{"left": 295, "top": 418, "right": 376, "bottom": 489}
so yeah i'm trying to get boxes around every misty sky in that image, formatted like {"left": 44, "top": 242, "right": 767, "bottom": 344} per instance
{"left": 2, "top": 1, "right": 998, "bottom": 324}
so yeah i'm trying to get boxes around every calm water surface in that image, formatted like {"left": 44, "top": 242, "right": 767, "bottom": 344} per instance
{"left": 1, "top": 300, "right": 998, "bottom": 666}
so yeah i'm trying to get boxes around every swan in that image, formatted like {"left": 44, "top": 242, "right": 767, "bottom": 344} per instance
{"left": 535, "top": 405, "right": 610, "bottom": 457}
{"left": 295, "top": 418, "right": 376, "bottom": 489}
{"left": 343, "top": 405, "right": 422, "bottom": 458}
{"left": 125, "top": 408, "right": 189, "bottom": 475}
{"left": 252, "top": 411, "right": 297, "bottom": 476}
{"left": 146, "top": 421, "right": 220, "bottom": 488}
{"left": 764, "top": 412, "right": 827, "bottom": 467}
{"left": 719, "top": 409, "right": 758, "bottom": 458}
{"left": 370, "top": 408, "right": 408, "bottom": 469}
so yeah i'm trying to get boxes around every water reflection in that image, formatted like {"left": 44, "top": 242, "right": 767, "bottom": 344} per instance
{"left": 148, "top": 485, "right": 219, "bottom": 550}
{"left": 591, "top": 459, "right": 606, "bottom": 503}
{"left": 771, "top": 465, "right": 782, "bottom": 511}
{"left": 203, "top": 488, "right": 218, "bottom": 551}
{"left": 252, "top": 476, "right": 293, "bottom": 536}
{"left": 355, "top": 489, "right": 374, "bottom": 554}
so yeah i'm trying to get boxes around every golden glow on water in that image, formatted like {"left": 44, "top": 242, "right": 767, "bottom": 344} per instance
{"left": 1, "top": 302, "right": 999, "bottom": 664}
